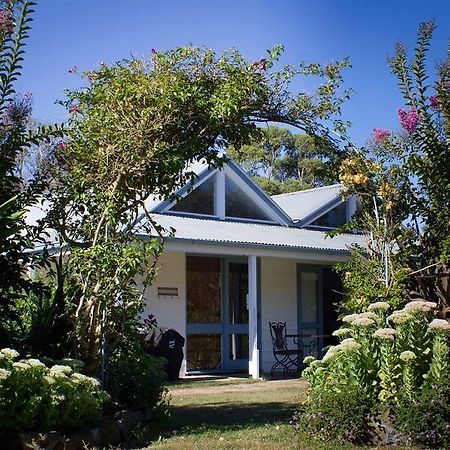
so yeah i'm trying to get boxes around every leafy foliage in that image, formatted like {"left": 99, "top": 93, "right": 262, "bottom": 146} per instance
{"left": 337, "top": 21, "right": 450, "bottom": 311}
{"left": 228, "top": 126, "right": 341, "bottom": 194}
{"left": 0, "top": 349, "right": 108, "bottom": 431}
{"left": 0, "top": 0, "right": 64, "bottom": 349}
{"left": 395, "top": 382, "right": 450, "bottom": 447}
{"left": 301, "top": 301, "right": 450, "bottom": 446}
{"left": 294, "top": 384, "right": 373, "bottom": 444}
{"left": 107, "top": 341, "right": 167, "bottom": 410}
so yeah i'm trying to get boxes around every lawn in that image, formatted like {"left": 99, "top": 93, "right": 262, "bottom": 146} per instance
{"left": 132, "top": 377, "right": 363, "bottom": 450}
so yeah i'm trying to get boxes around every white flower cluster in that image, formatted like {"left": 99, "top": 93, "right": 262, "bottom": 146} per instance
{"left": 309, "top": 360, "right": 322, "bottom": 369}
{"left": 22, "top": 359, "right": 45, "bottom": 368}
{"left": 339, "top": 338, "right": 360, "bottom": 352}
{"left": 429, "top": 319, "right": 450, "bottom": 333}
{"left": 303, "top": 355, "right": 316, "bottom": 365}
{"left": 71, "top": 372, "right": 101, "bottom": 387}
{"left": 387, "top": 310, "right": 411, "bottom": 325}
{"left": 360, "top": 311, "right": 379, "bottom": 321}
{"left": 0, "top": 348, "right": 19, "bottom": 360}
{"left": 368, "top": 301, "right": 390, "bottom": 312}
{"left": 322, "top": 346, "right": 339, "bottom": 362}
{"left": 404, "top": 300, "right": 437, "bottom": 313}
{"left": 12, "top": 362, "right": 29, "bottom": 371}
{"left": 49, "top": 365, "right": 72, "bottom": 378}
{"left": 0, "top": 368, "right": 10, "bottom": 380}
{"left": 373, "top": 328, "right": 396, "bottom": 340}
{"left": 332, "top": 328, "right": 351, "bottom": 338}
{"left": 343, "top": 312, "right": 378, "bottom": 327}
{"left": 352, "top": 317, "right": 376, "bottom": 327}
{"left": 399, "top": 350, "right": 416, "bottom": 362}
{"left": 342, "top": 313, "right": 359, "bottom": 324}
{"left": 43, "top": 375, "right": 56, "bottom": 384}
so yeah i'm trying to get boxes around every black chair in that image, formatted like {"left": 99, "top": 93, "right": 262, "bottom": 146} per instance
{"left": 268, "top": 321, "right": 303, "bottom": 377}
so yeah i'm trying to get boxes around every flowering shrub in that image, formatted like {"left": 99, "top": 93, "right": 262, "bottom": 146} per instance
{"left": 299, "top": 301, "right": 450, "bottom": 445}
{"left": 0, "top": 349, "right": 109, "bottom": 430}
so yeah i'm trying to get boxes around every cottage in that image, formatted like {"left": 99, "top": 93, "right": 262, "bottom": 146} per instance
{"left": 132, "top": 159, "right": 365, "bottom": 378}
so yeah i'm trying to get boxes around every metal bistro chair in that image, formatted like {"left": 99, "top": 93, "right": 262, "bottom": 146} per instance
{"left": 268, "top": 321, "right": 303, "bottom": 377}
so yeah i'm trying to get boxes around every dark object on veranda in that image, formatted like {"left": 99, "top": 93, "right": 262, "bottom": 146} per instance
{"left": 268, "top": 321, "right": 303, "bottom": 377}
{"left": 144, "top": 327, "right": 185, "bottom": 381}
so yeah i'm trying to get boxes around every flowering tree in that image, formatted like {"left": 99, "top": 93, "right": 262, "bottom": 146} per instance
{"left": 0, "top": 0, "right": 63, "bottom": 348}
{"left": 42, "top": 46, "right": 354, "bottom": 373}
{"left": 338, "top": 21, "right": 450, "bottom": 312}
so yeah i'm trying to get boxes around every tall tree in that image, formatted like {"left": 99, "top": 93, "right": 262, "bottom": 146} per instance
{"left": 44, "top": 46, "right": 353, "bottom": 373}
{"left": 229, "top": 126, "right": 341, "bottom": 195}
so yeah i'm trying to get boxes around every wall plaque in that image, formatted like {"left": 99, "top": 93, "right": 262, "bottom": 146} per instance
{"left": 157, "top": 287, "right": 179, "bottom": 298}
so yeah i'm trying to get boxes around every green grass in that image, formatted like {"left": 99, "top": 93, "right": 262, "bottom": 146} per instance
{"left": 127, "top": 378, "right": 366, "bottom": 449}
{"left": 167, "top": 376, "right": 260, "bottom": 390}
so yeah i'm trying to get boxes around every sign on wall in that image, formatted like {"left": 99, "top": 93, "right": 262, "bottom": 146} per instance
{"left": 157, "top": 287, "right": 179, "bottom": 299}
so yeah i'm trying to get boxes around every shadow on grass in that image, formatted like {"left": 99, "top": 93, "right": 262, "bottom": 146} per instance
{"left": 170, "top": 401, "right": 295, "bottom": 433}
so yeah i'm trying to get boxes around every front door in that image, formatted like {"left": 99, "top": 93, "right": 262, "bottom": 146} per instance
{"left": 186, "top": 256, "right": 249, "bottom": 373}
{"left": 297, "top": 265, "right": 324, "bottom": 359}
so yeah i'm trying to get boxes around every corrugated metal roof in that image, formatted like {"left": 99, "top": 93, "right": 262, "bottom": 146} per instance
{"left": 271, "top": 184, "right": 343, "bottom": 221}
{"left": 141, "top": 213, "right": 365, "bottom": 253}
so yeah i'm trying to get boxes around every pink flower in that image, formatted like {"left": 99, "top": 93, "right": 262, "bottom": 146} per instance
{"left": 252, "top": 59, "right": 267, "bottom": 71}
{"left": 57, "top": 142, "right": 66, "bottom": 150}
{"left": 0, "top": 9, "right": 14, "bottom": 34}
{"left": 68, "top": 66, "right": 78, "bottom": 74}
{"left": 429, "top": 95, "right": 441, "bottom": 110}
{"left": 69, "top": 104, "right": 80, "bottom": 114}
{"left": 258, "top": 59, "right": 267, "bottom": 71}
{"left": 373, "top": 128, "right": 390, "bottom": 144}
{"left": 398, "top": 108, "right": 420, "bottom": 133}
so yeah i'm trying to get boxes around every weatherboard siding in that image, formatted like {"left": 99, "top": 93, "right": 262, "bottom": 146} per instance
{"left": 141, "top": 251, "right": 187, "bottom": 376}
{"left": 260, "top": 257, "right": 298, "bottom": 374}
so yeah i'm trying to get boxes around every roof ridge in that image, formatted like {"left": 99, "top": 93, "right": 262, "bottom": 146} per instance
{"left": 271, "top": 183, "right": 342, "bottom": 198}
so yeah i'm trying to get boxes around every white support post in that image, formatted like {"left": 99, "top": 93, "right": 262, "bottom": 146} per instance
{"left": 215, "top": 170, "right": 226, "bottom": 220}
{"left": 248, "top": 255, "right": 259, "bottom": 379}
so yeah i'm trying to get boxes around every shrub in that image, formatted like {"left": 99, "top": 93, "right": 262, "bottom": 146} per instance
{"left": 295, "top": 384, "right": 373, "bottom": 444}
{"left": 107, "top": 343, "right": 167, "bottom": 410}
{"left": 0, "top": 349, "right": 109, "bottom": 431}
{"left": 396, "top": 382, "right": 450, "bottom": 447}
{"left": 300, "top": 301, "right": 450, "bottom": 446}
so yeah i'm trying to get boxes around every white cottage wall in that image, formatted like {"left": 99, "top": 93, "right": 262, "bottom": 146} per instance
{"left": 260, "top": 257, "right": 298, "bottom": 374}
{"left": 141, "top": 251, "right": 187, "bottom": 376}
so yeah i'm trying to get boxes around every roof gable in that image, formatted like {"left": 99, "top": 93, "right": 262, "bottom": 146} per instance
{"left": 271, "top": 184, "right": 345, "bottom": 226}
{"left": 143, "top": 159, "right": 292, "bottom": 226}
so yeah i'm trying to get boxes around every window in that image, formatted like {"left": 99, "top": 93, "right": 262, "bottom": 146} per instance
{"left": 310, "top": 202, "right": 347, "bottom": 228}
{"left": 169, "top": 176, "right": 215, "bottom": 215}
{"left": 225, "top": 176, "right": 271, "bottom": 221}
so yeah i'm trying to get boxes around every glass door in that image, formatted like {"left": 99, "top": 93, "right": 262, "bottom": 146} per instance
{"left": 186, "top": 256, "right": 249, "bottom": 373}
{"left": 297, "top": 265, "right": 324, "bottom": 359}
{"left": 186, "top": 256, "right": 222, "bottom": 371}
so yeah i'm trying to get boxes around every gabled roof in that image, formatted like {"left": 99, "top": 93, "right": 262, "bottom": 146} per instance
{"left": 271, "top": 184, "right": 344, "bottom": 226}
{"left": 136, "top": 158, "right": 293, "bottom": 227}
{"left": 137, "top": 213, "right": 365, "bottom": 255}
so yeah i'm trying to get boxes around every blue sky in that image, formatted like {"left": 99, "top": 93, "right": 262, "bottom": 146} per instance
{"left": 18, "top": 0, "right": 449, "bottom": 146}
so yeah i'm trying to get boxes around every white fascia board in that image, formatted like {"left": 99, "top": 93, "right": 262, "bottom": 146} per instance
{"left": 162, "top": 240, "right": 350, "bottom": 263}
